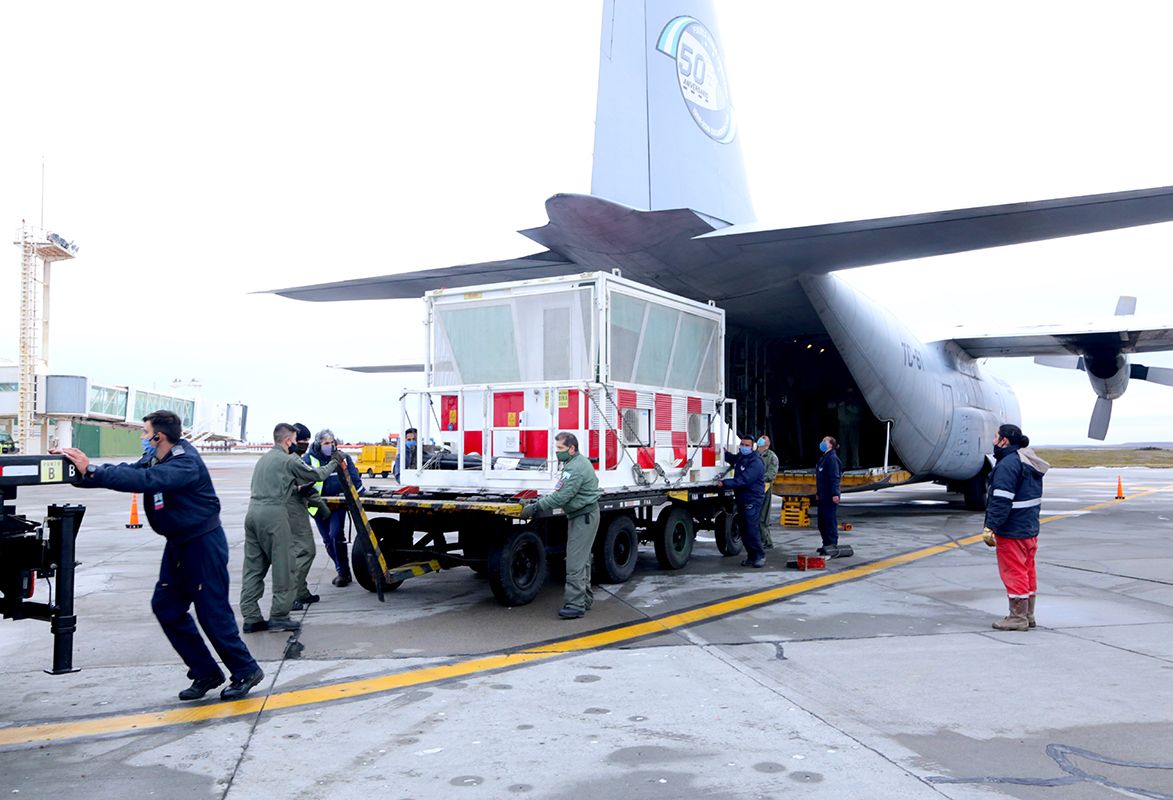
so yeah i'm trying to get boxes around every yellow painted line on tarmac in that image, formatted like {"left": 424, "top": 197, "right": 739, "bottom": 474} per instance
{"left": 4, "top": 484, "right": 1170, "bottom": 749}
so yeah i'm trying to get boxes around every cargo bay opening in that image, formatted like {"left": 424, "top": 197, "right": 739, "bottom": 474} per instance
{"left": 726, "top": 329, "right": 905, "bottom": 483}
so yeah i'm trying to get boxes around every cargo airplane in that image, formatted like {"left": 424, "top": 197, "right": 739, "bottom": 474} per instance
{"left": 273, "top": 1, "right": 1173, "bottom": 509}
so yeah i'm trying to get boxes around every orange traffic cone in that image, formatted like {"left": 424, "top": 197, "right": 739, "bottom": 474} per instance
{"left": 126, "top": 494, "right": 144, "bottom": 529}
{"left": 1115, "top": 476, "right": 1125, "bottom": 500}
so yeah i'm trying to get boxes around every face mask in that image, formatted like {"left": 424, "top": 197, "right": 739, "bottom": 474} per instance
{"left": 294, "top": 442, "right": 309, "bottom": 455}
{"left": 320, "top": 444, "right": 335, "bottom": 457}
{"left": 993, "top": 442, "right": 1009, "bottom": 459}
{"left": 739, "top": 446, "right": 753, "bottom": 455}
{"left": 556, "top": 450, "right": 572, "bottom": 463}
{"left": 405, "top": 441, "right": 416, "bottom": 449}
{"left": 819, "top": 441, "right": 829, "bottom": 453}
{"left": 141, "top": 436, "right": 156, "bottom": 457}
{"left": 756, "top": 438, "right": 766, "bottom": 448}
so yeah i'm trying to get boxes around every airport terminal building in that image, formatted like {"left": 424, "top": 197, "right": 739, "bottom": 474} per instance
{"left": 0, "top": 365, "right": 246, "bottom": 456}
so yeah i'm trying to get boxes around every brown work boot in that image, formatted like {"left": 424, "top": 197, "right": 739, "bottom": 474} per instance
{"left": 992, "top": 597, "right": 1030, "bottom": 631}
{"left": 1027, "top": 595, "right": 1036, "bottom": 628}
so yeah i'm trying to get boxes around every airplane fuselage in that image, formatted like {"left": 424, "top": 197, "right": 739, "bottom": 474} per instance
{"left": 800, "top": 273, "right": 1016, "bottom": 481}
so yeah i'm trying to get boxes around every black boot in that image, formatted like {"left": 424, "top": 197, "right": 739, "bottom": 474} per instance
{"left": 179, "top": 675, "right": 225, "bottom": 701}
{"left": 333, "top": 542, "right": 352, "bottom": 587}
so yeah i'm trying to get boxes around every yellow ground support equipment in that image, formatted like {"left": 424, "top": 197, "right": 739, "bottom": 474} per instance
{"left": 779, "top": 496, "right": 811, "bottom": 527}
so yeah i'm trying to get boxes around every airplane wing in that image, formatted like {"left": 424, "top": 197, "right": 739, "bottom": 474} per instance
{"left": 327, "top": 363, "right": 425, "bottom": 373}
{"left": 944, "top": 320, "right": 1173, "bottom": 358}
{"left": 268, "top": 187, "right": 1173, "bottom": 339}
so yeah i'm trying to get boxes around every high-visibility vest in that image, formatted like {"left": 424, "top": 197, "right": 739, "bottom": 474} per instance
{"left": 307, "top": 454, "right": 327, "bottom": 516}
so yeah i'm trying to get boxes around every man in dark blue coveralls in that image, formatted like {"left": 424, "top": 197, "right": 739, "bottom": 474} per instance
{"left": 718, "top": 434, "right": 767, "bottom": 568}
{"left": 57, "top": 410, "right": 264, "bottom": 702}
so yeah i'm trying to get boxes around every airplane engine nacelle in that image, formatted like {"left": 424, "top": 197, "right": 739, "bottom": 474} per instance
{"left": 1083, "top": 350, "right": 1129, "bottom": 400}
{"left": 929, "top": 405, "right": 1001, "bottom": 480}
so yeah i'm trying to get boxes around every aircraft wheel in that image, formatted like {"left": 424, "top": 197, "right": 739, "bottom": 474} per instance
{"left": 963, "top": 469, "right": 990, "bottom": 511}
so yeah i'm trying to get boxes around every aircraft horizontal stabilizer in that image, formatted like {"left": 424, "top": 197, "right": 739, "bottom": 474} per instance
{"left": 269, "top": 185, "right": 1173, "bottom": 322}
{"left": 267, "top": 251, "right": 573, "bottom": 302}
{"left": 699, "top": 185, "right": 1173, "bottom": 273}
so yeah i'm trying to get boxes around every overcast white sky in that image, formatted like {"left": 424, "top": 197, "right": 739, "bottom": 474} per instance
{"left": 3, "top": 2, "right": 1172, "bottom": 446}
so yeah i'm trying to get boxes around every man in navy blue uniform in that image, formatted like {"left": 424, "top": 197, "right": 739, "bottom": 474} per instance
{"left": 57, "top": 410, "right": 264, "bottom": 702}
{"left": 718, "top": 434, "right": 767, "bottom": 568}
{"left": 815, "top": 435, "right": 843, "bottom": 555}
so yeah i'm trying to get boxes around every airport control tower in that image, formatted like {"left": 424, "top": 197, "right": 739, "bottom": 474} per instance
{"left": 12, "top": 223, "right": 78, "bottom": 454}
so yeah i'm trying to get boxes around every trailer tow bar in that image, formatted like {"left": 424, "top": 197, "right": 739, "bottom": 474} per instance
{"left": 336, "top": 466, "right": 442, "bottom": 599}
{"left": 337, "top": 464, "right": 390, "bottom": 601}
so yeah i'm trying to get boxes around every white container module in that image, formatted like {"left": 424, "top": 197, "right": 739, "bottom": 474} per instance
{"left": 397, "top": 271, "right": 732, "bottom": 493}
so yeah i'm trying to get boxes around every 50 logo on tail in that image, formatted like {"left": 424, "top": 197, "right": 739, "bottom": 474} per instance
{"left": 657, "top": 15, "right": 736, "bottom": 144}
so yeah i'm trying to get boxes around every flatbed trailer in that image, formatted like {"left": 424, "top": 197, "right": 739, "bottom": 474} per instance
{"left": 323, "top": 271, "right": 757, "bottom": 605}
{"left": 329, "top": 468, "right": 745, "bottom": 606}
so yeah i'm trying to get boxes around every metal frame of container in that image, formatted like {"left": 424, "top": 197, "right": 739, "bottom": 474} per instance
{"left": 396, "top": 271, "right": 732, "bottom": 493}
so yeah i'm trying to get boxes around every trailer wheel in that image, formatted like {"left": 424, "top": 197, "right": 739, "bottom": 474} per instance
{"left": 488, "top": 528, "right": 548, "bottom": 606}
{"left": 381, "top": 471, "right": 390, "bottom": 479}
{"left": 594, "top": 514, "right": 638, "bottom": 584}
{"left": 654, "top": 506, "right": 694, "bottom": 570}
{"left": 714, "top": 510, "right": 743, "bottom": 556}
{"left": 351, "top": 517, "right": 409, "bottom": 593}
{"left": 365, "top": 468, "right": 374, "bottom": 477}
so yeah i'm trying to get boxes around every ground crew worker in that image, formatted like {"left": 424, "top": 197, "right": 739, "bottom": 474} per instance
{"left": 519, "top": 432, "right": 600, "bottom": 619}
{"left": 55, "top": 410, "right": 264, "bottom": 702}
{"left": 289, "top": 423, "right": 322, "bottom": 610}
{"left": 757, "top": 435, "right": 779, "bottom": 549}
{"left": 983, "top": 423, "right": 1049, "bottom": 631}
{"left": 393, "top": 427, "right": 418, "bottom": 482}
{"left": 815, "top": 435, "right": 843, "bottom": 555}
{"left": 305, "top": 428, "right": 363, "bottom": 587}
{"left": 240, "top": 423, "right": 340, "bottom": 633}
{"left": 719, "top": 434, "right": 767, "bottom": 567}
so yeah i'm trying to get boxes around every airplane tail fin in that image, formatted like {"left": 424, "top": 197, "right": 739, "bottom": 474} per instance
{"left": 591, "top": 0, "right": 755, "bottom": 225}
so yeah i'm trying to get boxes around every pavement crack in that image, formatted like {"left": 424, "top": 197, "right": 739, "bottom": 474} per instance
{"left": 220, "top": 607, "right": 309, "bottom": 798}
{"left": 1053, "top": 627, "right": 1173, "bottom": 666}
{"left": 1043, "top": 561, "right": 1173, "bottom": 586}
{"left": 681, "top": 637, "right": 954, "bottom": 796}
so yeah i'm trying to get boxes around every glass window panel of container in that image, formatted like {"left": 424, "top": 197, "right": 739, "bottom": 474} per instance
{"left": 696, "top": 327, "right": 720, "bottom": 395}
{"left": 436, "top": 304, "right": 520, "bottom": 384}
{"left": 543, "top": 307, "right": 570, "bottom": 380}
{"left": 633, "top": 304, "right": 678, "bottom": 387}
{"left": 666, "top": 312, "right": 716, "bottom": 391}
{"left": 609, "top": 293, "right": 646, "bottom": 383}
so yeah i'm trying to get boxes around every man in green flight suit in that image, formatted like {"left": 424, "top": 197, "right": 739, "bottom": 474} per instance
{"left": 240, "top": 423, "right": 341, "bottom": 632}
{"left": 757, "top": 435, "right": 779, "bottom": 549}
{"left": 520, "top": 432, "right": 600, "bottom": 619}
{"left": 289, "top": 423, "right": 327, "bottom": 611}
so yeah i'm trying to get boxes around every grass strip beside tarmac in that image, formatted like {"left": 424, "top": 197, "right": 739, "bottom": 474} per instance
{"left": 1035, "top": 447, "right": 1173, "bottom": 468}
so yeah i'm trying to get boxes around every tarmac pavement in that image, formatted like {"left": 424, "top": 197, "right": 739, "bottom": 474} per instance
{"left": 2, "top": 459, "right": 1171, "bottom": 799}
